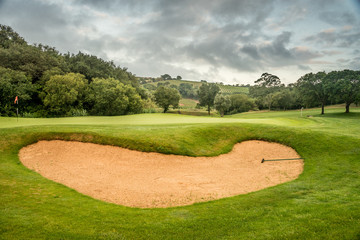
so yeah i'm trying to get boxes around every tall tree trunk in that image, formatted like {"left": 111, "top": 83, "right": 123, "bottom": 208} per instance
{"left": 345, "top": 102, "right": 350, "bottom": 113}
{"left": 321, "top": 102, "right": 325, "bottom": 115}
{"left": 207, "top": 105, "right": 210, "bottom": 115}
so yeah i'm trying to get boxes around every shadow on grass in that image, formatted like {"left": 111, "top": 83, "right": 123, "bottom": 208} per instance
{"left": 315, "top": 111, "right": 360, "bottom": 119}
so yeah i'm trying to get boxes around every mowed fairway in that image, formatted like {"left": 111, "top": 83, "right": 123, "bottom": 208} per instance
{"left": 1, "top": 107, "right": 360, "bottom": 239}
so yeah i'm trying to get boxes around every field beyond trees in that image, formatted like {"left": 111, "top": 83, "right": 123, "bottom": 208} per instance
{"left": 1, "top": 106, "right": 360, "bottom": 239}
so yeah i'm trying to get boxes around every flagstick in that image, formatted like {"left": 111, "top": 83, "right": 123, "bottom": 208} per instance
{"left": 14, "top": 96, "right": 19, "bottom": 122}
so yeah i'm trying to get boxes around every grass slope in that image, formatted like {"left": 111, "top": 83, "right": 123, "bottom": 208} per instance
{"left": 142, "top": 79, "right": 249, "bottom": 94}
{"left": 1, "top": 107, "right": 360, "bottom": 239}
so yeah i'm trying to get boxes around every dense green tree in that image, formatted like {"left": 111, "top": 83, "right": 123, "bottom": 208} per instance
{"left": 255, "top": 73, "right": 282, "bottom": 87}
{"left": 214, "top": 94, "right": 231, "bottom": 117}
{"left": 330, "top": 70, "right": 360, "bottom": 113}
{"left": 272, "top": 89, "right": 295, "bottom": 110}
{"left": 178, "top": 83, "right": 197, "bottom": 99}
{"left": 176, "top": 75, "right": 182, "bottom": 80}
{"left": 38, "top": 67, "right": 65, "bottom": 86}
{"left": 0, "top": 25, "right": 146, "bottom": 116}
{"left": 228, "top": 94, "right": 257, "bottom": 114}
{"left": 154, "top": 86, "right": 180, "bottom": 113}
{"left": 143, "top": 84, "right": 157, "bottom": 91}
{"left": 41, "top": 73, "right": 88, "bottom": 115}
{"left": 0, "top": 24, "right": 26, "bottom": 48}
{"left": 160, "top": 74, "right": 172, "bottom": 80}
{"left": 296, "top": 71, "right": 334, "bottom": 114}
{"left": 0, "top": 67, "right": 35, "bottom": 116}
{"left": 88, "top": 78, "right": 143, "bottom": 116}
{"left": 0, "top": 42, "right": 66, "bottom": 82}
{"left": 198, "top": 83, "right": 220, "bottom": 115}
{"left": 170, "top": 84, "right": 178, "bottom": 89}
{"left": 63, "top": 52, "right": 142, "bottom": 93}
{"left": 250, "top": 73, "right": 283, "bottom": 110}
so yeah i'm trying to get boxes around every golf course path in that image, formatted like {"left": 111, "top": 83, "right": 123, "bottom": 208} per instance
{"left": 19, "top": 140, "right": 303, "bottom": 208}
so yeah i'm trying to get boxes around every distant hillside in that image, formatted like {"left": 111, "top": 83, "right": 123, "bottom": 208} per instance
{"left": 139, "top": 78, "right": 249, "bottom": 95}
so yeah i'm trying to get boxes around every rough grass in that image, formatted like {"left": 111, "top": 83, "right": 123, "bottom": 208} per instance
{"left": 1, "top": 107, "right": 360, "bottom": 239}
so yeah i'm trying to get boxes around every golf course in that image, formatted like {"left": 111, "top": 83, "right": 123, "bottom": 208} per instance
{"left": 1, "top": 106, "right": 359, "bottom": 239}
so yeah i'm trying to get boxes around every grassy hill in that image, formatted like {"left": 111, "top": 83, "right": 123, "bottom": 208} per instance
{"left": 1, "top": 106, "right": 360, "bottom": 239}
{"left": 141, "top": 79, "right": 249, "bottom": 95}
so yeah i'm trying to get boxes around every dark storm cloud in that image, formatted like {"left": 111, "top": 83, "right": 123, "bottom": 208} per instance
{"left": 183, "top": 30, "right": 322, "bottom": 72}
{"left": 184, "top": 36, "right": 257, "bottom": 71}
{"left": 241, "top": 45, "right": 260, "bottom": 60}
{"left": 0, "top": 0, "right": 358, "bottom": 82}
{"left": 242, "top": 32, "right": 322, "bottom": 68}
{"left": 0, "top": 0, "right": 67, "bottom": 33}
{"left": 0, "top": 0, "right": 126, "bottom": 56}
{"left": 348, "top": 56, "right": 360, "bottom": 69}
{"left": 114, "top": 0, "right": 283, "bottom": 73}
{"left": 305, "top": 28, "right": 360, "bottom": 48}
{"left": 212, "top": 0, "right": 273, "bottom": 21}
{"left": 298, "top": 65, "right": 312, "bottom": 71}
{"left": 76, "top": 0, "right": 115, "bottom": 10}
{"left": 319, "top": 11, "right": 357, "bottom": 26}
{"left": 0, "top": 0, "right": 85, "bottom": 52}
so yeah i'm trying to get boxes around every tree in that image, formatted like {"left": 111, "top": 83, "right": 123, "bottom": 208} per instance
{"left": 228, "top": 94, "right": 257, "bottom": 114}
{"left": 296, "top": 71, "right": 333, "bottom": 114}
{"left": 88, "top": 78, "right": 143, "bottom": 116}
{"left": 198, "top": 83, "right": 220, "bottom": 115}
{"left": 64, "top": 51, "right": 142, "bottom": 93}
{"left": 331, "top": 70, "right": 360, "bottom": 113}
{"left": 264, "top": 93, "right": 275, "bottom": 111}
{"left": 0, "top": 24, "right": 26, "bottom": 48}
{"left": 178, "top": 83, "right": 196, "bottom": 98}
{"left": 41, "top": 73, "right": 88, "bottom": 115}
{"left": 255, "top": 72, "right": 281, "bottom": 87}
{"left": 176, "top": 75, "right": 182, "bottom": 80}
{"left": 0, "top": 67, "right": 35, "bottom": 116}
{"left": 160, "top": 74, "right": 172, "bottom": 80}
{"left": 214, "top": 94, "right": 231, "bottom": 117}
{"left": 39, "top": 67, "right": 65, "bottom": 86}
{"left": 154, "top": 86, "right": 180, "bottom": 113}
{"left": 272, "top": 89, "right": 294, "bottom": 110}
{"left": 0, "top": 24, "right": 146, "bottom": 116}
{"left": 250, "top": 73, "right": 283, "bottom": 110}
{"left": 0, "top": 42, "right": 66, "bottom": 83}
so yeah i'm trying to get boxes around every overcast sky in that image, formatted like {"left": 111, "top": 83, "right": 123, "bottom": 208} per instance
{"left": 0, "top": 0, "right": 360, "bottom": 84}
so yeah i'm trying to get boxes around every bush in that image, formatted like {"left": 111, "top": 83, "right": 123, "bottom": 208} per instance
{"left": 88, "top": 78, "right": 143, "bottom": 116}
{"left": 67, "top": 108, "right": 88, "bottom": 117}
{"left": 229, "top": 94, "right": 257, "bottom": 114}
{"left": 22, "top": 112, "right": 42, "bottom": 118}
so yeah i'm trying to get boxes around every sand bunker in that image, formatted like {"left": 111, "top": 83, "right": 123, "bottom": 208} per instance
{"left": 19, "top": 140, "right": 303, "bottom": 208}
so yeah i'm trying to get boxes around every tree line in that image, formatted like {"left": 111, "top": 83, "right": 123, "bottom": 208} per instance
{"left": 249, "top": 71, "right": 360, "bottom": 114}
{"left": 152, "top": 69, "right": 360, "bottom": 116}
{"left": 0, "top": 25, "right": 146, "bottom": 117}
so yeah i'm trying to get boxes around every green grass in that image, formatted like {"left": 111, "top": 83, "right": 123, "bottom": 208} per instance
{"left": 179, "top": 98, "right": 199, "bottom": 108}
{"left": 1, "top": 107, "right": 360, "bottom": 239}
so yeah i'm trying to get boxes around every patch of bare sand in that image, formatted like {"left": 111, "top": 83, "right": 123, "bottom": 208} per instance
{"left": 19, "top": 140, "right": 303, "bottom": 208}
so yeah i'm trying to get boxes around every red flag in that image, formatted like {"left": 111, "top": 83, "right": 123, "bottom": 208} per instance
{"left": 14, "top": 96, "right": 18, "bottom": 104}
